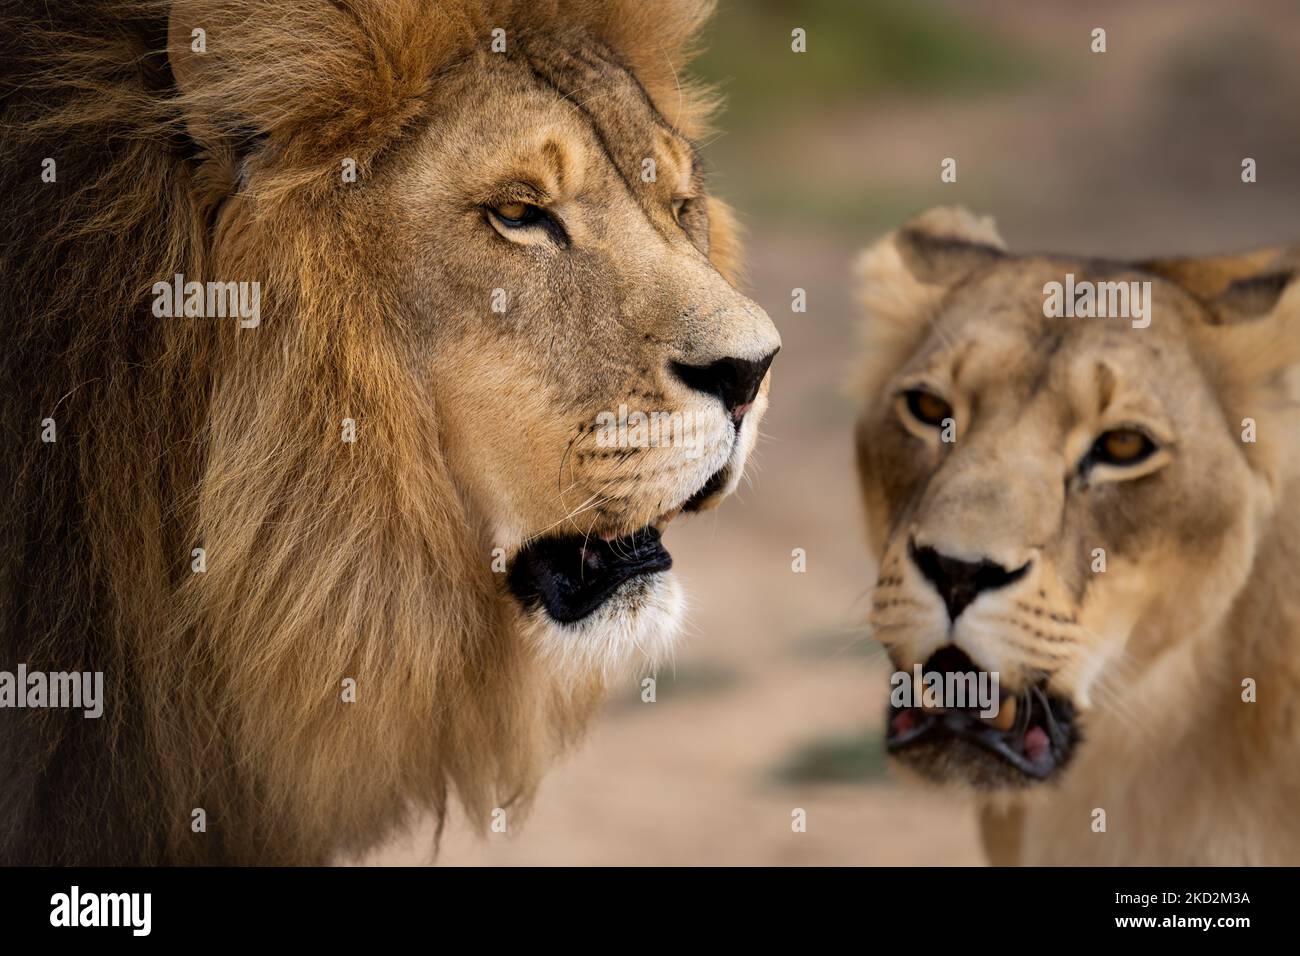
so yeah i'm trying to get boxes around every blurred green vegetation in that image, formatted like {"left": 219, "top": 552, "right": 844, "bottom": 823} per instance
{"left": 770, "top": 724, "right": 889, "bottom": 784}
{"left": 721, "top": 178, "right": 946, "bottom": 234}
{"left": 696, "top": 0, "right": 1040, "bottom": 124}
{"left": 692, "top": 0, "right": 1039, "bottom": 231}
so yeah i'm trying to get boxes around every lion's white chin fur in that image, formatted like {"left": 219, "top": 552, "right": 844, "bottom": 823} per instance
{"left": 521, "top": 571, "right": 685, "bottom": 682}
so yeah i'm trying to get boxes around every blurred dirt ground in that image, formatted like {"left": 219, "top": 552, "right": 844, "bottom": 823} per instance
{"left": 368, "top": 0, "right": 1300, "bottom": 865}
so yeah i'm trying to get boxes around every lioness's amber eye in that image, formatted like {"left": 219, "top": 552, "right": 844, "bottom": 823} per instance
{"left": 904, "top": 390, "right": 953, "bottom": 427}
{"left": 1093, "top": 429, "right": 1155, "bottom": 466}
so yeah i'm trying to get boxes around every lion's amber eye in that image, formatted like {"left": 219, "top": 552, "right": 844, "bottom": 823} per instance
{"left": 490, "top": 202, "right": 546, "bottom": 228}
{"left": 485, "top": 200, "right": 569, "bottom": 246}
{"left": 1093, "top": 429, "right": 1155, "bottom": 466}
{"left": 904, "top": 389, "right": 953, "bottom": 428}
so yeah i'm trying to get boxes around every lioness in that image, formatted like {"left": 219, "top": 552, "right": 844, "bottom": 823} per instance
{"left": 855, "top": 207, "right": 1299, "bottom": 865}
{"left": 0, "top": 0, "right": 777, "bottom": 864}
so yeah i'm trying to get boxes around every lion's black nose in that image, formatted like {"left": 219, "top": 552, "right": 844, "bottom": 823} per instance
{"left": 670, "top": 349, "right": 778, "bottom": 422}
{"left": 910, "top": 541, "right": 1029, "bottom": 621}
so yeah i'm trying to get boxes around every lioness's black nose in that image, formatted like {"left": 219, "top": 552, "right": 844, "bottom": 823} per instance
{"left": 670, "top": 349, "right": 778, "bottom": 422}
{"left": 910, "top": 541, "right": 1029, "bottom": 621}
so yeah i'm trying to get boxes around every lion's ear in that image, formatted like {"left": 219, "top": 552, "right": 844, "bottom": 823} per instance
{"left": 166, "top": 0, "right": 458, "bottom": 180}
{"left": 590, "top": 0, "right": 720, "bottom": 138}
{"left": 166, "top": 2, "right": 222, "bottom": 148}
{"left": 852, "top": 207, "right": 1004, "bottom": 397}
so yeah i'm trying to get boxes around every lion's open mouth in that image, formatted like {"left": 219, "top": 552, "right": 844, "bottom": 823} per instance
{"left": 681, "top": 462, "right": 731, "bottom": 512}
{"left": 508, "top": 461, "right": 734, "bottom": 624}
{"left": 885, "top": 647, "right": 1079, "bottom": 785}
{"left": 507, "top": 524, "right": 673, "bottom": 624}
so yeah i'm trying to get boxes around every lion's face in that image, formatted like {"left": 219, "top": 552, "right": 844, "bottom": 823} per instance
{"left": 380, "top": 40, "right": 779, "bottom": 674}
{"left": 856, "top": 209, "right": 1295, "bottom": 789}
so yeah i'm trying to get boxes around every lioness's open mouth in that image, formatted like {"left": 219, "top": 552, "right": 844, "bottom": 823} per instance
{"left": 885, "top": 647, "right": 1079, "bottom": 785}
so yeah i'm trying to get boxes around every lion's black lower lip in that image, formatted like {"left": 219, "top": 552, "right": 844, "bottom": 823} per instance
{"left": 507, "top": 526, "right": 672, "bottom": 624}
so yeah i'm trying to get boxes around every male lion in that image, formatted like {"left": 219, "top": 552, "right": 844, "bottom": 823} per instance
{"left": 855, "top": 207, "right": 1299, "bottom": 865}
{"left": 0, "top": 0, "right": 778, "bottom": 864}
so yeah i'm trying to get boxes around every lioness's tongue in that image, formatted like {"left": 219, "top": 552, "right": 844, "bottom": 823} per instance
{"left": 1024, "top": 726, "right": 1050, "bottom": 763}
{"left": 508, "top": 527, "right": 672, "bottom": 624}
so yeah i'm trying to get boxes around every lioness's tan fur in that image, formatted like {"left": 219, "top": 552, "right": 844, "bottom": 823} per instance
{"left": 855, "top": 207, "right": 1300, "bottom": 864}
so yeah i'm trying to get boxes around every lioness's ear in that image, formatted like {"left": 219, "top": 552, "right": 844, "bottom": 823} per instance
{"left": 893, "top": 206, "right": 1007, "bottom": 286}
{"left": 1138, "top": 247, "right": 1290, "bottom": 302}
{"left": 1198, "top": 270, "right": 1300, "bottom": 387}
{"left": 855, "top": 206, "right": 1006, "bottom": 315}
{"left": 1140, "top": 246, "right": 1300, "bottom": 324}
{"left": 1211, "top": 269, "right": 1299, "bottom": 323}
{"left": 1184, "top": 263, "right": 1300, "bottom": 497}
{"left": 852, "top": 207, "right": 1005, "bottom": 397}
{"left": 1139, "top": 247, "right": 1300, "bottom": 382}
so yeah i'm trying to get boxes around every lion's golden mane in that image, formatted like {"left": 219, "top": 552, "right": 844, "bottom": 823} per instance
{"left": 0, "top": 0, "right": 720, "bottom": 864}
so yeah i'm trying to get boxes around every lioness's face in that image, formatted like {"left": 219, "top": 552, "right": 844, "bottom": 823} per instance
{"left": 384, "top": 40, "right": 779, "bottom": 673}
{"left": 858, "top": 230, "right": 1274, "bottom": 789}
